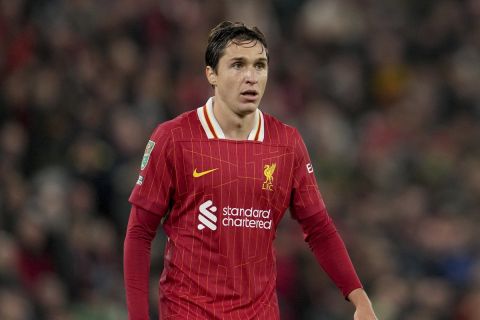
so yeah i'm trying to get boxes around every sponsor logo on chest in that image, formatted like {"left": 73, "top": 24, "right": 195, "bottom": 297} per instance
{"left": 197, "top": 200, "right": 272, "bottom": 231}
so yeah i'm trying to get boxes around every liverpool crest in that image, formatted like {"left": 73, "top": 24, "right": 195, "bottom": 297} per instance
{"left": 262, "top": 163, "right": 276, "bottom": 191}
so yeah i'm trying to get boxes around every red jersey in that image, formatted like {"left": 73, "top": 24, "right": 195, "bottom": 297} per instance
{"left": 128, "top": 97, "right": 358, "bottom": 319}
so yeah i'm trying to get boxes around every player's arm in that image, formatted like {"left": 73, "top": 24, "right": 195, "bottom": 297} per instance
{"left": 290, "top": 129, "right": 377, "bottom": 319}
{"left": 297, "top": 211, "right": 377, "bottom": 319}
{"left": 296, "top": 210, "right": 361, "bottom": 297}
{"left": 124, "top": 205, "right": 162, "bottom": 320}
{"left": 124, "top": 126, "right": 175, "bottom": 319}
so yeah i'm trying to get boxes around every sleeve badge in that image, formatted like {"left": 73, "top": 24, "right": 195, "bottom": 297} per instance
{"left": 140, "top": 140, "right": 156, "bottom": 170}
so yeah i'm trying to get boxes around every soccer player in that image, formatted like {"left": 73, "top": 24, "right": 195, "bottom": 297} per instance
{"left": 124, "top": 21, "right": 378, "bottom": 320}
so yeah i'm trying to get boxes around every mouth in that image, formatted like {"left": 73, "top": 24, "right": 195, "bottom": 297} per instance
{"left": 240, "top": 90, "right": 259, "bottom": 100}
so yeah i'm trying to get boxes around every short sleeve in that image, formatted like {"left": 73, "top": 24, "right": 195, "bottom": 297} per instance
{"left": 129, "top": 125, "right": 175, "bottom": 217}
{"left": 290, "top": 129, "right": 326, "bottom": 220}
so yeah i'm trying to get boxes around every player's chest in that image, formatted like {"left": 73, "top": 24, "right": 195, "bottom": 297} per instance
{"left": 173, "top": 140, "right": 294, "bottom": 203}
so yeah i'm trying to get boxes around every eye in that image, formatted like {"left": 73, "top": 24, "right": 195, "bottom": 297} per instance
{"left": 255, "top": 62, "right": 266, "bottom": 70}
{"left": 232, "top": 62, "right": 243, "bottom": 69}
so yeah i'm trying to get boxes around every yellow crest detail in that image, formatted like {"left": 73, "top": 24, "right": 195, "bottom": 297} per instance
{"left": 262, "top": 163, "right": 276, "bottom": 191}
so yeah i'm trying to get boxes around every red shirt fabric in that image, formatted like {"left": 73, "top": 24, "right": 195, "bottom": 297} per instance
{"left": 125, "top": 98, "right": 362, "bottom": 319}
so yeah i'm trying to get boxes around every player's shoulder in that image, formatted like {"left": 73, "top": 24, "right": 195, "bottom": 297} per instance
{"left": 262, "top": 112, "right": 301, "bottom": 145}
{"left": 150, "top": 110, "right": 198, "bottom": 142}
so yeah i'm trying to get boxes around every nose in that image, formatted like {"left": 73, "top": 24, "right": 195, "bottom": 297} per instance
{"left": 245, "top": 67, "right": 258, "bottom": 84}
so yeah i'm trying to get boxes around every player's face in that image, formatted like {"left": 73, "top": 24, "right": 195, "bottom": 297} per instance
{"left": 207, "top": 40, "right": 268, "bottom": 116}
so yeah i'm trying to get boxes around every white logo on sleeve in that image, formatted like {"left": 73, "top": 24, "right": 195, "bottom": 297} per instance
{"left": 306, "top": 163, "right": 314, "bottom": 174}
{"left": 198, "top": 200, "right": 218, "bottom": 231}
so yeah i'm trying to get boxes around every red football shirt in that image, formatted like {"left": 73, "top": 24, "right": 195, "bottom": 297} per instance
{"left": 128, "top": 97, "right": 357, "bottom": 319}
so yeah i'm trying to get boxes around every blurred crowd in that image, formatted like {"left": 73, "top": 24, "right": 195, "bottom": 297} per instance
{"left": 1, "top": 0, "right": 480, "bottom": 319}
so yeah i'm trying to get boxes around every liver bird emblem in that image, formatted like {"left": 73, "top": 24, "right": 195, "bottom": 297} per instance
{"left": 262, "top": 163, "right": 276, "bottom": 191}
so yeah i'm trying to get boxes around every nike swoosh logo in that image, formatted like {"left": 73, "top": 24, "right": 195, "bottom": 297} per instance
{"left": 193, "top": 168, "right": 218, "bottom": 178}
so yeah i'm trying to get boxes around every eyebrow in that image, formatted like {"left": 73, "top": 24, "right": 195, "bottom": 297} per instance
{"left": 229, "top": 57, "right": 268, "bottom": 63}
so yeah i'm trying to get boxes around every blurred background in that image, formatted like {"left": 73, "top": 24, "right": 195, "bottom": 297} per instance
{"left": 1, "top": 0, "right": 480, "bottom": 319}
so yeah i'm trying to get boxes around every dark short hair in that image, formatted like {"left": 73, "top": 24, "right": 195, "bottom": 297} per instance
{"left": 205, "top": 21, "right": 268, "bottom": 72}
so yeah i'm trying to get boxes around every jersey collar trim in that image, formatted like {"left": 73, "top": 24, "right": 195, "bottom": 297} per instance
{"left": 196, "top": 97, "right": 264, "bottom": 141}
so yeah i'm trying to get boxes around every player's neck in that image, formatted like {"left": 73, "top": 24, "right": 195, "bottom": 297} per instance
{"left": 212, "top": 98, "right": 256, "bottom": 140}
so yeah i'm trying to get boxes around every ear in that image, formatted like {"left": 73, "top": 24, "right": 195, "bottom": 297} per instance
{"left": 205, "top": 66, "right": 217, "bottom": 86}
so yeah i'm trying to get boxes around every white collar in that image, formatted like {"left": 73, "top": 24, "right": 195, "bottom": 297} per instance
{"left": 196, "top": 97, "right": 264, "bottom": 141}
